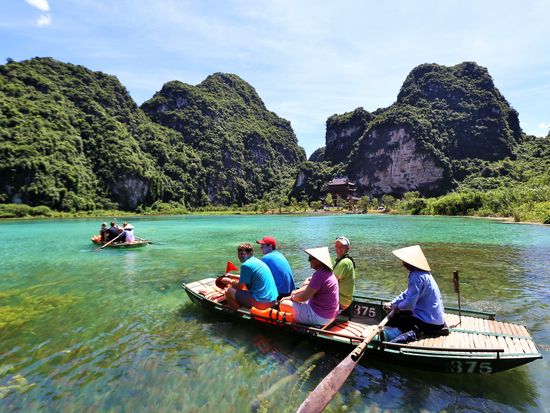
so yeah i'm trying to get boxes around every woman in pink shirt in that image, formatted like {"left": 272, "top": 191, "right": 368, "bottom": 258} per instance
{"left": 279, "top": 247, "right": 339, "bottom": 326}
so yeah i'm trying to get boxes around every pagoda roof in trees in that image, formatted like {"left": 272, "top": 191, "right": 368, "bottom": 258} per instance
{"left": 328, "top": 177, "right": 355, "bottom": 187}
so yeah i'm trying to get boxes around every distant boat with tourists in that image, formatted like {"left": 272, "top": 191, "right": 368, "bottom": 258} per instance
{"left": 183, "top": 277, "right": 542, "bottom": 374}
{"left": 90, "top": 235, "right": 148, "bottom": 249}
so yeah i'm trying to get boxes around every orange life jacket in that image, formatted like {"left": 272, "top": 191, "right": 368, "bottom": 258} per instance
{"left": 250, "top": 306, "right": 293, "bottom": 324}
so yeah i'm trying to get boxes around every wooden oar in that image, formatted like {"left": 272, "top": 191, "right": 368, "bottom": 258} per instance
{"left": 296, "top": 310, "right": 395, "bottom": 413}
{"left": 96, "top": 231, "right": 124, "bottom": 250}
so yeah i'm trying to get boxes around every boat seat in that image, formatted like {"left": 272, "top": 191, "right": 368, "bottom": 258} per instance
{"left": 198, "top": 287, "right": 226, "bottom": 303}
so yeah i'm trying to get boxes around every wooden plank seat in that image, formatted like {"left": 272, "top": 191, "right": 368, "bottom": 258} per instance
{"left": 404, "top": 312, "right": 540, "bottom": 355}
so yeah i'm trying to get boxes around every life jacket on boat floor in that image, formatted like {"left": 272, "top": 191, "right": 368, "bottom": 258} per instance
{"left": 250, "top": 306, "right": 293, "bottom": 324}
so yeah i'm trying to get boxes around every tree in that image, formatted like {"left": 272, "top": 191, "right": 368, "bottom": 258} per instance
{"left": 381, "top": 194, "right": 396, "bottom": 209}
{"left": 311, "top": 200, "right": 322, "bottom": 211}
{"left": 359, "top": 196, "right": 371, "bottom": 213}
{"left": 289, "top": 197, "right": 299, "bottom": 212}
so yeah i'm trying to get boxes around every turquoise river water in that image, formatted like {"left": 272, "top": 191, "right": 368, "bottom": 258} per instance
{"left": 0, "top": 214, "right": 549, "bottom": 412}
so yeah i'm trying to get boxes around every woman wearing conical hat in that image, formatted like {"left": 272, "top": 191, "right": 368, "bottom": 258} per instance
{"left": 383, "top": 245, "right": 446, "bottom": 343}
{"left": 279, "top": 247, "right": 339, "bottom": 326}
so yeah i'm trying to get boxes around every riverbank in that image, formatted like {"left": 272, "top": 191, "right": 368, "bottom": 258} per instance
{"left": 1, "top": 202, "right": 548, "bottom": 226}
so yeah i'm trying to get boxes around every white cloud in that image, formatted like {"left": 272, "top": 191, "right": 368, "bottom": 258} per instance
{"left": 538, "top": 123, "right": 550, "bottom": 130}
{"left": 36, "top": 13, "right": 51, "bottom": 27}
{"left": 25, "top": 0, "right": 50, "bottom": 12}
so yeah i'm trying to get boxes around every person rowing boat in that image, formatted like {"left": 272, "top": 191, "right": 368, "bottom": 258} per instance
{"left": 383, "top": 245, "right": 448, "bottom": 343}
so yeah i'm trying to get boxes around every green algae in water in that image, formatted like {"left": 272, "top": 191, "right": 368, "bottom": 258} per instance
{"left": 0, "top": 374, "right": 35, "bottom": 399}
{"left": 0, "top": 289, "right": 79, "bottom": 330}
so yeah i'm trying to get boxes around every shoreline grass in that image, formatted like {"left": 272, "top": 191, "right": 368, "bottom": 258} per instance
{"left": 1, "top": 202, "right": 548, "bottom": 226}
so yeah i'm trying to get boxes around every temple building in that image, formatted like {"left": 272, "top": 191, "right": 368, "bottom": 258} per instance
{"left": 326, "top": 177, "right": 360, "bottom": 205}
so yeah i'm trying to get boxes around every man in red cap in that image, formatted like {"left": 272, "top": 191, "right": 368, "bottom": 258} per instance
{"left": 256, "top": 236, "right": 295, "bottom": 300}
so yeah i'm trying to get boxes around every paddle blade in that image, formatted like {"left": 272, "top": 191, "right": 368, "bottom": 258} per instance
{"left": 297, "top": 310, "right": 394, "bottom": 413}
{"left": 296, "top": 355, "right": 357, "bottom": 413}
{"left": 226, "top": 261, "right": 239, "bottom": 273}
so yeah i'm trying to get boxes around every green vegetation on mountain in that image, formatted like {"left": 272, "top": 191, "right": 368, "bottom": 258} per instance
{"left": 141, "top": 73, "right": 305, "bottom": 206}
{"left": 0, "top": 57, "right": 205, "bottom": 211}
{"left": 288, "top": 160, "right": 343, "bottom": 202}
{"left": 396, "top": 62, "right": 522, "bottom": 160}
{"left": 0, "top": 58, "right": 304, "bottom": 211}
{"left": 1, "top": 58, "right": 547, "bottom": 223}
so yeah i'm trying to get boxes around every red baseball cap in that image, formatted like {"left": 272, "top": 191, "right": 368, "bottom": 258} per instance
{"left": 256, "top": 236, "right": 277, "bottom": 248}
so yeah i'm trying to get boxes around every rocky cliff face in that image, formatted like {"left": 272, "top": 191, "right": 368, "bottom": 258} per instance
{"left": 352, "top": 126, "right": 446, "bottom": 196}
{"left": 324, "top": 108, "right": 373, "bottom": 165}
{"left": 294, "top": 62, "right": 524, "bottom": 200}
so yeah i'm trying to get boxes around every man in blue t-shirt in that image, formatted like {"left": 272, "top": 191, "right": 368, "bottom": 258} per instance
{"left": 256, "top": 236, "right": 296, "bottom": 300}
{"left": 222, "top": 243, "right": 278, "bottom": 309}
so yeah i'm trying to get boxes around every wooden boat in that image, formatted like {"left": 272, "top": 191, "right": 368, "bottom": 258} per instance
{"left": 183, "top": 277, "right": 542, "bottom": 374}
{"left": 90, "top": 235, "right": 148, "bottom": 249}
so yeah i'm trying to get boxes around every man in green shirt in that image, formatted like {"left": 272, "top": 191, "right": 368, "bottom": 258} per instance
{"left": 333, "top": 236, "right": 356, "bottom": 310}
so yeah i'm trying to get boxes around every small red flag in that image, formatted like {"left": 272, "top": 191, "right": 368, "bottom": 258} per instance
{"left": 226, "top": 261, "right": 239, "bottom": 273}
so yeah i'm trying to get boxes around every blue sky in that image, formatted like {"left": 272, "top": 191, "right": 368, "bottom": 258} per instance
{"left": 2, "top": 0, "right": 549, "bottom": 156}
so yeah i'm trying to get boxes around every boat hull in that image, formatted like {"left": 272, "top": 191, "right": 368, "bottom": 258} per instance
{"left": 91, "top": 236, "right": 148, "bottom": 248}
{"left": 183, "top": 278, "right": 542, "bottom": 374}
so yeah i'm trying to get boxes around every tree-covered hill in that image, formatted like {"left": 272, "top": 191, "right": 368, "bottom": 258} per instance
{"left": 0, "top": 57, "right": 206, "bottom": 210}
{"left": 293, "top": 62, "right": 526, "bottom": 200}
{"left": 0, "top": 58, "right": 305, "bottom": 211}
{"left": 1, "top": 57, "right": 546, "bottom": 219}
{"left": 141, "top": 73, "right": 306, "bottom": 206}
{"left": 396, "top": 62, "right": 522, "bottom": 160}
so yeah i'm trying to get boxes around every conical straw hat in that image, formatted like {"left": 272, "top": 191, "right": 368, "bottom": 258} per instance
{"left": 304, "top": 247, "right": 333, "bottom": 270}
{"left": 392, "top": 245, "right": 431, "bottom": 271}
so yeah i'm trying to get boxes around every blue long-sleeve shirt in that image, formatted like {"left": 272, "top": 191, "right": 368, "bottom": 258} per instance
{"left": 391, "top": 270, "right": 445, "bottom": 325}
